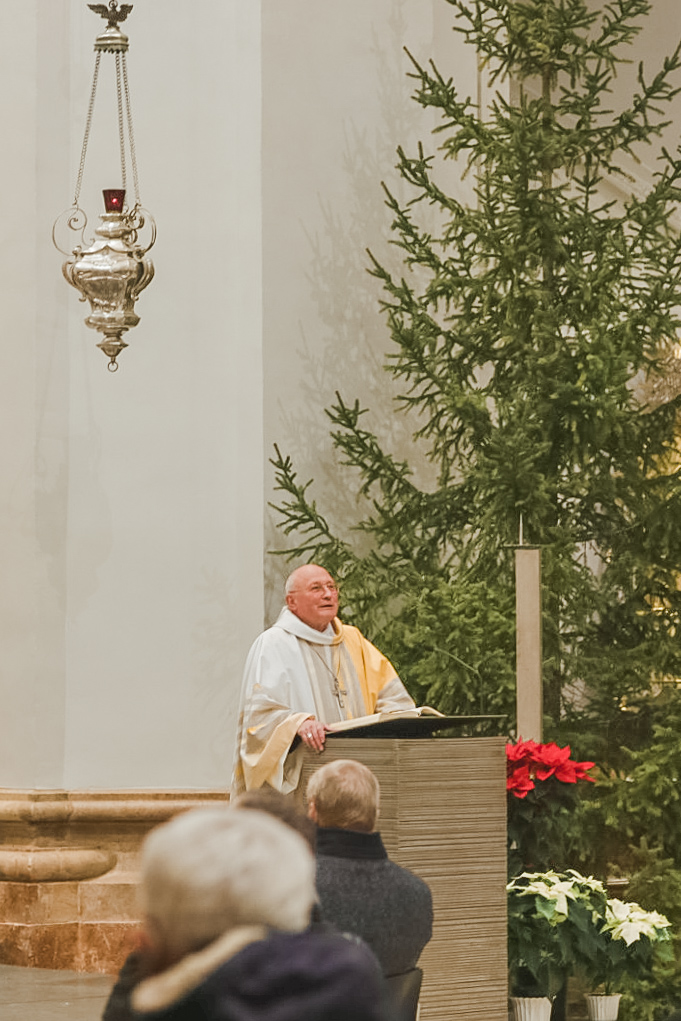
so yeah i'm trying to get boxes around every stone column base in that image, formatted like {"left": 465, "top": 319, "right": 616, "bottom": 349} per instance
{"left": 0, "top": 789, "right": 228, "bottom": 973}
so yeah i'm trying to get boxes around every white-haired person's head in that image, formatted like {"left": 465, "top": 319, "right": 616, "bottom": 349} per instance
{"left": 139, "top": 807, "right": 316, "bottom": 963}
{"left": 306, "top": 759, "right": 380, "bottom": 832}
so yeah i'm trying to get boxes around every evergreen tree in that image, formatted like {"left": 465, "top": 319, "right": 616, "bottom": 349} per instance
{"left": 272, "top": 0, "right": 681, "bottom": 731}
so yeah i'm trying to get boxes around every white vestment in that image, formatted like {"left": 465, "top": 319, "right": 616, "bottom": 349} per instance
{"left": 231, "top": 608, "right": 414, "bottom": 795}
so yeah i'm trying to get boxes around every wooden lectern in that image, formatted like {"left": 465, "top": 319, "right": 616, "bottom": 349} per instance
{"left": 300, "top": 723, "right": 508, "bottom": 1021}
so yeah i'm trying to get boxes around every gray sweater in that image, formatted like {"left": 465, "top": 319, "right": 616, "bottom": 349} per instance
{"left": 315, "top": 827, "right": 433, "bottom": 977}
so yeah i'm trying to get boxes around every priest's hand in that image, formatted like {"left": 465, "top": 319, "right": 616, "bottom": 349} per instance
{"left": 297, "top": 717, "right": 330, "bottom": 753}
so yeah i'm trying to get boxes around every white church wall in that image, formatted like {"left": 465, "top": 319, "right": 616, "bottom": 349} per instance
{"left": 0, "top": 3, "right": 71, "bottom": 789}
{"left": 261, "top": 0, "right": 478, "bottom": 620}
{"left": 0, "top": 0, "right": 263, "bottom": 790}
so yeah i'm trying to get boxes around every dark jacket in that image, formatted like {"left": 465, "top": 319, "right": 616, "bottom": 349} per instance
{"left": 315, "top": 827, "right": 433, "bottom": 976}
{"left": 102, "top": 925, "right": 395, "bottom": 1021}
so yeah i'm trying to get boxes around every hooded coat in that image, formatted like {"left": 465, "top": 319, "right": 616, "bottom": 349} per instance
{"left": 103, "top": 926, "right": 396, "bottom": 1021}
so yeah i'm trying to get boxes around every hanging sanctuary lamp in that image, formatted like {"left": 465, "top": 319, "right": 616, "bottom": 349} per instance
{"left": 53, "top": 1, "right": 155, "bottom": 372}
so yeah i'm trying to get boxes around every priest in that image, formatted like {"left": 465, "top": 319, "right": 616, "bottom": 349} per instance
{"left": 231, "top": 564, "right": 415, "bottom": 795}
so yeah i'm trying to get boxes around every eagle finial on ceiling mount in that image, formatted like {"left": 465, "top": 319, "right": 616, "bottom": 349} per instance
{"left": 87, "top": 2, "right": 133, "bottom": 29}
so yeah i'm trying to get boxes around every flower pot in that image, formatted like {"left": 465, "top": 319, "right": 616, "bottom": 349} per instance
{"left": 511, "top": 996, "right": 553, "bottom": 1021}
{"left": 585, "top": 994, "right": 621, "bottom": 1021}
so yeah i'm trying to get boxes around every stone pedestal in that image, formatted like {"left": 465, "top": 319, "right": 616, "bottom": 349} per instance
{"left": 0, "top": 789, "right": 227, "bottom": 973}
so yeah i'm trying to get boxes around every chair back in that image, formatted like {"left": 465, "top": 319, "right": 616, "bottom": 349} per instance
{"left": 385, "top": 967, "right": 423, "bottom": 1021}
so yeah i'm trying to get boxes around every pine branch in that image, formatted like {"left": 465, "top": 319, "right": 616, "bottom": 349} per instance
{"left": 269, "top": 445, "right": 353, "bottom": 566}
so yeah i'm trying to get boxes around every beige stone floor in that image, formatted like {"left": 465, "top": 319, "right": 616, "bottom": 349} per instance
{"left": 0, "top": 963, "right": 114, "bottom": 1021}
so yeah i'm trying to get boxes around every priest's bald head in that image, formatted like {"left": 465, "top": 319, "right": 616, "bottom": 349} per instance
{"left": 285, "top": 564, "right": 339, "bottom": 632}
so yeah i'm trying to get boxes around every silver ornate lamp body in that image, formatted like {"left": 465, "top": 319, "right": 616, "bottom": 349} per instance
{"left": 54, "top": 2, "right": 155, "bottom": 371}
{"left": 63, "top": 190, "right": 155, "bottom": 366}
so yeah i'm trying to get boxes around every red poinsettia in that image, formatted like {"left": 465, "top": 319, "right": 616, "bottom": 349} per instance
{"left": 507, "top": 762, "right": 535, "bottom": 798}
{"left": 506, "top": 738, "right": 595, "bottom": 798}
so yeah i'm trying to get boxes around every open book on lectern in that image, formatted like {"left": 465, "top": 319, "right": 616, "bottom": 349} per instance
{"left": 327, "top": 706, "right": 445, "bottom": 733}
{"left": 326, "top": 706, "right": 500, "bottom": 739}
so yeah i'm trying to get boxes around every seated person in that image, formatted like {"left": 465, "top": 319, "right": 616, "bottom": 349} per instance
{"left": 231, "top": 786, "right": 317, "bottom": 850}
{"left": 307, "top": 759, "right": 434, "bottom": 977}
{"left": 231, "top": 564, "right": 415, "bottom": 795}
{"left": 102, "top": 807, "right": 394, "bottom": 1021}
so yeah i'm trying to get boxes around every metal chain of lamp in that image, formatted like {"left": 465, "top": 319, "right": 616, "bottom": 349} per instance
{"left": 53, "top": 1, "right": 155, "bottom": 372}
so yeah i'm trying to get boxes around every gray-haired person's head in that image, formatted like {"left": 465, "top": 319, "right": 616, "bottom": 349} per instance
{"left": 306, "top": 759, "right": 380, "bottom": 832}
{"left": 139, "top": 807, "right": 316, "bottom": 961}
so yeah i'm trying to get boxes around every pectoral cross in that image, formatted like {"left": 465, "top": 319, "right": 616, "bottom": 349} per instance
{"left": 333, "top": 676, "right": 348, "bottom": 709}
{"left": 330, "top": 646, "right": 347, "bottom": 709}
{"left": 310, "top": 644, "right": 349, "bottom": 710}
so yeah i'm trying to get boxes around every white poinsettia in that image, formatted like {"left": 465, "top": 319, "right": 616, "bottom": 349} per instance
{"left": 508, "top": 869, "right": 673, "bottom": 996}
{"left": 564, "top": 869, "right": 607, "bottom": 895}
{"left": 523, "top": 877, "right": 573, "bottom": 918}
{"left": 509, "top": 869, "right": 608, "bottom": 922}
{"left": 603, "top": 898, "right": 672, "bottom": 946}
